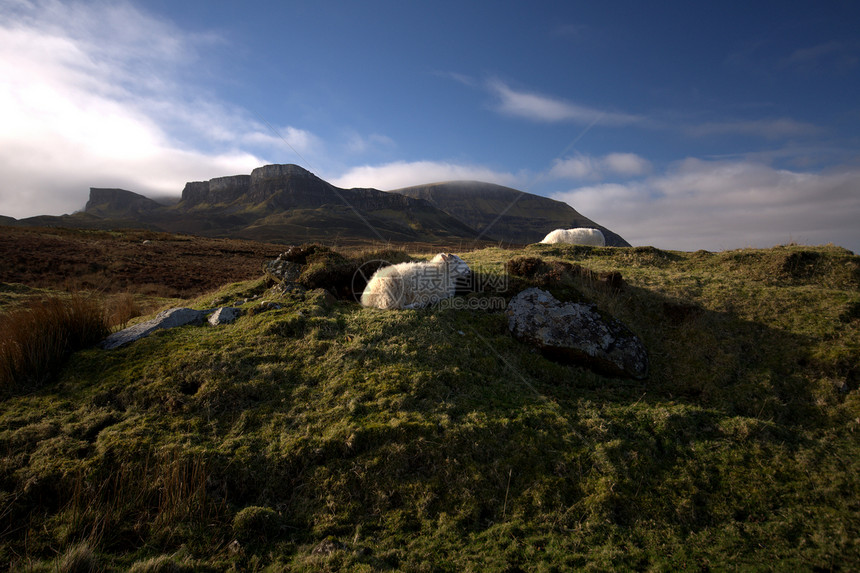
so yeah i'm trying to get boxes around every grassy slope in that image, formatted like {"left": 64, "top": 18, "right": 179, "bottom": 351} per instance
{"left": 1, "top": 244, "right": 859, "bottom": 571}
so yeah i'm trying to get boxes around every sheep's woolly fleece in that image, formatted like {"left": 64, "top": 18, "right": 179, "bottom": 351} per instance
{"left": 360, "top": 253, "right": 471, "bottom": 310}
{"left": 540, "top": 228, "right": 605, "bottom": 246}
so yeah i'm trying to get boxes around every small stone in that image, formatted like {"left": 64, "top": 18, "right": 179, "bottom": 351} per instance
{"left": 208, "top": 307, "right": 243, "bottom": 325}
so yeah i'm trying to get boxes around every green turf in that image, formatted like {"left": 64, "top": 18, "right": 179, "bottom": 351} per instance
{"left": 1, "top": 243, "right": 858, "bottom": 571}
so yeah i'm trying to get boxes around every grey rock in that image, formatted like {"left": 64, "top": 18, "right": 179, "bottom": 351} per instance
{"left": 99, "top": 307, "right": 206, "bottom": 350}
{"left": 506, "top": 288, "right": 648, "bottom": 379}
{"left": 263, "top": 256, "right": 303, "bottom": 283}
{"left": 208, "top": 306, "right": 243, "bottom": 325}
{"left": 271, "top": 281, "right": 305, "bottom": 295}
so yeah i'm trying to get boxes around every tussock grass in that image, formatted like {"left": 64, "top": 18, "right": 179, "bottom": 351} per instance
{"left": 104, "top": 292, "right": 143, "bottom": 329}
{"left": 0, "top": 295, "right": 110, "bottom": 394}
{"left": 58, "top": 449, "right": 218, "bottom": 552}
{"left": 57, "top": 541, "right": 97, "bottom": 573}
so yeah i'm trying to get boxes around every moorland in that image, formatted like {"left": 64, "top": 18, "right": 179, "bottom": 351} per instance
{"left": 1, "top": 225, "right": 858, "bottom": 571}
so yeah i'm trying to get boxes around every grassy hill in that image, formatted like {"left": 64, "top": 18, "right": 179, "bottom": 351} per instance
{"left": 1, "top": 236, "right": 858, "bottom": 571}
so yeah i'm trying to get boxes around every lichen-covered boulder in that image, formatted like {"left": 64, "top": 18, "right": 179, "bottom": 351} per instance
{"left": 506, "top": 288, "right": 648, "bottom": 379}
{"left": 263, "top": 256, "right": 303, "bottom": 284}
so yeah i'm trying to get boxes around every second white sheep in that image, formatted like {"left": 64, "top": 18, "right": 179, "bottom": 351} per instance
{"left": 539, "top": 228, "right": 606, "bottom": 246}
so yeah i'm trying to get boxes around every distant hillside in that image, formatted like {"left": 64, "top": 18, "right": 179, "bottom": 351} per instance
{"left": 391, "top": 180, "right": 631, "bottom": 247}
{"left": 0, "top": 226, "right": 286, "bottom": 297}
{"left": 85, "top": 188, "right": 165, "bottom": 219}
{"left": 2, "top": 165, "right": 630, "bottom": 246}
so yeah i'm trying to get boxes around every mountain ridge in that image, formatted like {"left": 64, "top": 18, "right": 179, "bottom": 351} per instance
{"left": 390, "top": 180, "right": 630, "bottom": 246}
{"left": 2, "top": 164, "right": 630, "bottom": 246}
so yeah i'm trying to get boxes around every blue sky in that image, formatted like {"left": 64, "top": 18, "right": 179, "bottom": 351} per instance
{"left": 2, "top": 0, "right": 859, "bottom": 252}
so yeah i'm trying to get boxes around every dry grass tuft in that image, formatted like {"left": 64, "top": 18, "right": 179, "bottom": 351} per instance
{"left": 104, "top": 292, "right": 142, "bottom": 330}
{"left": 57, "top": 541, "right": 97, "bottom": 573}
{"left": 0, "top": 295, "right": 110, "bottom": 394}
{"left": 57, "top": 449, "right": 219, "bottom": 555}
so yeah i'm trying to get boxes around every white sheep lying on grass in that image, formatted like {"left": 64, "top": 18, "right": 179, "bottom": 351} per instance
{"left": 539, "top": 228, "right": 606, "bottom": 246}
{"left": 360, "top": 253, "right": 471, "bottom": 310}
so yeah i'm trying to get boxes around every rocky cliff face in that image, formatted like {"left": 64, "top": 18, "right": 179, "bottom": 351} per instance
{"left": 84, "top": 188, "right": 163, "bottom": 218}
{"left": 177, "top": 164, "right": 433, "bottom": 214}
{"left": 181, "top": 175, "right": 251, "bottom": 206}
{"left": 179, "top": 165, "right": 327, "bottom": 209}
{"left": 250, "top": 164, "right": 314, "bottom": 183}
{"left": 209, "top": 175, "right": 251, "bottom": 203}
{"left": 72, "top": 164, "right": 629, "bottom": 246}
{"left": 180, "top": 181, "right": 211, "bottom": 204}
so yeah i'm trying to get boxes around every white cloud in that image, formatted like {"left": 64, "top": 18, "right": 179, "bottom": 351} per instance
{"left": 241, "top": 124, "right": 320, "bottom": 158}
{"left": 549, "top": 154, "right": 601, "bottom": 180}
{"left": 486, "top": 79, "right": 821, "bottom": 143}
{"left": 552, "top": 159, "right": 860, "bottom": 253}
{"left": 549, "top": 152, "right": 651, "bottom": 180}
{"left": 436, "top": 71, "right": 479, "bottom": 88}
{"left": 330, "top": 161, "right": 522, "bottom": 191}
{"left": 686, "top": 118, "right": 824, "bottom": 139}
{"left": 488, "top": 79, "right": 645, "bottom": 126}
{"left": 781, "top": 40, "right": 860, "bottom": 73}
{"left": 0, "top": 0, "right": 312, "bottom": 218}
{"left": 344, "top": 132, "right": 397, "bottom": 155}
{"left": 602, "top": 153, "right": 652, "bottom": 177}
